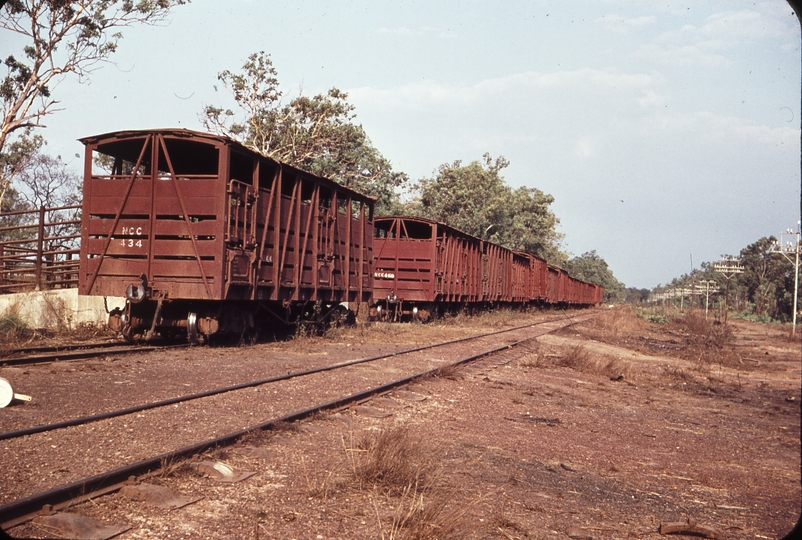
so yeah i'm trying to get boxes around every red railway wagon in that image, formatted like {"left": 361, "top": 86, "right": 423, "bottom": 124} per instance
{"left": 517, "top": 251, "right": 548, "bottom": 303}
{"left": 563, "top": 274, "right": 578, "bottom": 305}
{"left": 544, "top": 265, "right": 561, "bottom": 304}
{"left": 573, "top": 280, "right": 597, "bottom": 306}
{"left": 481, "top": 241, "right": 513, "bottom": 303}
{"left": 584, "top": 279, "right": 601, "bottom": 305}
{"left": 510, "top": 251, "right": 531, "bottom": 303}
{"left": 561, "top": 275, "right": 600, "bottom": 306}
{"left": 79, "top": 129, "right": 375, "bottom": 341}
{"left": 371, "top": 216, "right": 483, "bottom": 320}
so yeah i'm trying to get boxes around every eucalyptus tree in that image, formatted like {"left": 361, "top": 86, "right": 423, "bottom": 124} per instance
{"left": 0, "top": 0, "right": 190, "bottom": 208}
{"left": 414, "top": 153, "right": 564, "bottom": 264}
{"left": 564, "top": 250, "right": 625, "bottom": 302}
{"left": 202, "top": 51, "right": 407, "bottom": 215}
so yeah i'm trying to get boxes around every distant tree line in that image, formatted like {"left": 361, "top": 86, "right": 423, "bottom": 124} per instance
{"left": 650, "top": 236, "right": 799, "bottom": 322}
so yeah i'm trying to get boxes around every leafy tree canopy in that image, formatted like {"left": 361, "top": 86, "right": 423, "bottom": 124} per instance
{"left": 624, "top": 287, "right": 650, "bottom": 304}
{"left": 0, "top": 0, "right": 189, "bottom": 208}
{"left": 202, "top": 51, "right": 407, "bottom": 214}
{"left": 738, "top": 236, "right": 788, "bottom": 317}
{"left": 412, "top": 153, "right": 565, "bottom": 264}
{"left": 564, "top": 250, "right": 625, "bottom": 302}
{"left": 0, "top": 133, "right": 81, "bottom": 248}
{"left": 650, "top": 235, "right": 799, "bottom": 321}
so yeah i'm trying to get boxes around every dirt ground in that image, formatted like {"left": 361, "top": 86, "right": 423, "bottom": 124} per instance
{"left": 4, "top": 307, "right": 801, "bottom": 539}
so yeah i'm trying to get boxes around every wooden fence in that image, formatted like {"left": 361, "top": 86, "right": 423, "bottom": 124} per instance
{"left": 0, "top": 205, "right": 81, "bottom": 293}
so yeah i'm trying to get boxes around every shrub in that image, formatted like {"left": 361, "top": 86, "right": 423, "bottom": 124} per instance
{"left": 0, "top": 311, "right": 31, "bottom": 343}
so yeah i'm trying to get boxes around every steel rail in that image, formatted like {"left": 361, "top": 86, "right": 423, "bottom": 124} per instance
{"left": 5, "top": 340, "right": 134, "bottom": 357}
{"left": 0, "top": 314, "right": 576, "bottom": 442}
{"left": 1, "top": 343, "right": 188, "bottom": 366}
{"left": 0, "top": 315, "right": 588, "bottom": 530}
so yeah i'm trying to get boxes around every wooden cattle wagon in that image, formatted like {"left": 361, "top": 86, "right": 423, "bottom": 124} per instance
{"left": 371, "top": 216, "right": 484, "bottom": 320}
{"left": 517, "top": 251, "right": 548, "bottom": 303}
{"left": 79, "top": 129, "right": 374, "bottom": 341}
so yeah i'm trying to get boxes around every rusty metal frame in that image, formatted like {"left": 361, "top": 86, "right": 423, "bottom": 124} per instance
{"left": 0, "top": 205, "right": 81, "bottom": 293}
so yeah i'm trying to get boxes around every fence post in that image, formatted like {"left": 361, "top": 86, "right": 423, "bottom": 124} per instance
{"left": 35, "top": 205, "right": 45, "bottom": 291}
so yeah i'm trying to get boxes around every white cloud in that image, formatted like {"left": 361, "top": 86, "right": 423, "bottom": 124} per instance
{"left": 634, "top": 42, "right": 731, "bottom": 67}
{"left": 350, "top": 68, "right": 664, "bottom": 110}
{"left": 638, "top": 89, "right": 666, "bottom": 108}
{"left": 700, "top": 10, "right": 786, "bottom": 41}
{"left": 638, "top": 9, "right": 790, "bottom": 67}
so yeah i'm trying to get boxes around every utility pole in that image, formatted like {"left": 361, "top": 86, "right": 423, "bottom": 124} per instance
{"left": 771, "top": 222, "right": 801, "bottom": 335}
{"left": 695, "top": 279, "right": 719, "bottom": 318}
{"left": 714, "top": 256, "right": 743, "bottom": 324}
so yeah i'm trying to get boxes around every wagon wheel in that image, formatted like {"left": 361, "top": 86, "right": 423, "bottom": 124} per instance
{"left": 327, "top": 304, "right": 356, "bottom": 328}
{"left": 120, "top": 303, "right": 138, "bottom": 342}
{"left": 294, "top": 302, "right": 325, "bottom": 336}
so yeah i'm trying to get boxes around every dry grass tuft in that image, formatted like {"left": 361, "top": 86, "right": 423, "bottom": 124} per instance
{"left": 519, "top": 347, "right": 630, "bottom": 380}
{"left": 63, "top": 321, "right": 117, "bottom": 341}
{"left": 429, "top": 363, "right": 464, "bottom": 381}
{"left": 467, "top": 309, "right": 525, "bottom": 328}
{"left": 0, "top": 309, "right": 34, "bottom": 351}
{"left": 374, "top": 485, "right": 471, "bottom": 540}
{"left": 673, "top": 311, "right": 733, "bottom": 345}
{"left": 158, "top": 455, "right": 192, "bottom": 478}
{"left": 679, "top": 310, "right": 712, "bottom": 335}
{"left": 301, "top": 455, "right": 337, "bottom": 499}
{"left": 662, "top": 364, "right": 695, "bottom": 383}
{"left": 671, "top": 311, "right": 740, "bottom": 369}
{"left": 518, "top": 355, "right": 537, "bottom": 368}
{"left": 557, "top": 344, "right": 593, "bottom": 370}
{"left": 591, "top": 308, "right": 646, "bottom": 341}
{"left": 350, "top": 427, "right": 436, "bottom": 494}
{"left": 344, "top": 428, "right": 473, "bottom": 539}
{"left": 555, "top": 345, "right": 629, "bottom": 379}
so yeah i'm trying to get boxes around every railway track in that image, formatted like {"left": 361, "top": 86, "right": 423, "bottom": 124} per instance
{"left": 6, "top": 340, "right": 131, "bottom": 356}
{"left": 0, "top": 316, "right": 567, "bottom": 443}
{"left": 0, "top": 312, "right": 594, "bottom": 536}
{"left": 1, "top": 340, "right": 188, "bottom": 367}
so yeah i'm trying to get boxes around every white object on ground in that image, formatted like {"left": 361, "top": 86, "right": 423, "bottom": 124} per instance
{"left": 0, "top": 377, "right": 32, "bottom": 408}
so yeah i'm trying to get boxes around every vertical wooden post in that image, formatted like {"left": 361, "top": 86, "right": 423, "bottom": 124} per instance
{"left": 35, "top": 206, "right": 45, "bottom": 290}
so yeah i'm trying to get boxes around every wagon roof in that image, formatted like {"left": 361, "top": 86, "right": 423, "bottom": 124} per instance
{"left": 79, "top": 128, "right": 377, "bottom": 202}
{"left": 513, "top": 249, "right": 548, "bottom": 264}
{"left": 373, "top": 215, "right": 478, "bottom": 239}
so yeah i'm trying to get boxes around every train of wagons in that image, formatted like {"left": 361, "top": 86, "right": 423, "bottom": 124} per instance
{"left": 78, "top": 129, "right": 602, "bottom": 342}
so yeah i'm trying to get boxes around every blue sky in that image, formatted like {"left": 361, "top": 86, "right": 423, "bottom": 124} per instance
{"left": 6, "top": 0, "right": 800, "bottom": 289}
